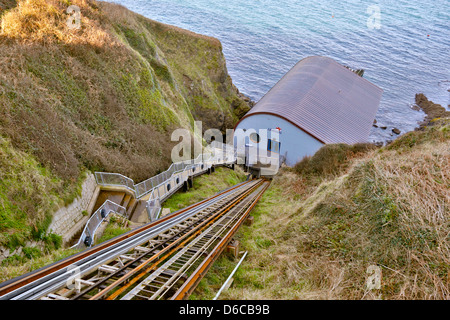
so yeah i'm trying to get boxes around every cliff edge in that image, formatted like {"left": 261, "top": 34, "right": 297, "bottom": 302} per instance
{"left": 0, "top": 0, "right": 250, "bottom": 250}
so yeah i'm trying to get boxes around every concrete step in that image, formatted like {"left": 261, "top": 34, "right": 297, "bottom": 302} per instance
{"left": 126, "top": 197, "right": 139, "bottom": 219}
{"left": 129, "top": 200, "right": 149, "bottom": 224}
{"left": 93, "top": 191, "right": 126, "bottom": 213}
{"left": 121, "top": 193, "right": 132, "bottom": 210}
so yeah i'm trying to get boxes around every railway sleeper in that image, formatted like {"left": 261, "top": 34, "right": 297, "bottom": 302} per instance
{"left": 135, "top": 246, "right": 151, "bottom": 253}
{"left": 135, "top": 293, "right": 152, "bottom": 300}
{"left": 161, "top": 269, "right": 188, "bottom": 280}
{"left": 98, "top": 265, "right": 120, "bottom": 274}
{"left": 0, "top": 181, "right": 262, "bottom": 300}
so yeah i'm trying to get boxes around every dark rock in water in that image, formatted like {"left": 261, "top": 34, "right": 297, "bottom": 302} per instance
{"left": 414, "top": 93, "right": 450, "bottom": 127}
{"left": 392, "top": 128, "right": 401, "bottom": 135}
{"left": 344, "top": 66, "right": 364, "bottom": 77}
{"left": 372, "top": 119, "right": 378, "bottom": 127}
{"left": 380, "top": 126, "right": 387, "bottom": 130}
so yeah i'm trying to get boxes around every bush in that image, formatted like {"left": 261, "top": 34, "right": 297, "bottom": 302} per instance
{"left": 23, "top": 246, "right": 41, "bottom": 259}
{"left": 294, "top": 143, "right": 377, "bottom": 179}
{"left": 43, "top": 233, "right": 62, "bottom": 250}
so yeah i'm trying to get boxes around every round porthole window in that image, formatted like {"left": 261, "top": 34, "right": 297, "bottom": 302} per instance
{"left": 167, "top": 183, "right": 171, "bottom": 191}
{"left": 176, "top": 177, "right": 180, "bottom": 184}
{"left": 250, "top": 132, "right": 260, "bottom": 143}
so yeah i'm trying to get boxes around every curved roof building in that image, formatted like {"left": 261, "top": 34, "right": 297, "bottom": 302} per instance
{"left": 234, "top": 56, "right": 383, "bottom": 166}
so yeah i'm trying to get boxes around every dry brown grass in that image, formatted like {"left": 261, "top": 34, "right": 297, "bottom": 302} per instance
{"left": 0, "top": 0, "right": 251, "bottom": 256}
{"left": 367, "top": 138, "right": 450, "bottom": 299}
{"left": 0, "top": 1, "right": 187, "bottom": 183}
{"left": 196, "top": 120, "right": 449, "bottom": 300}
{"left": 0, "top": 39, "right": 175, "bottom": 182}
{"left": 0, "top": 0, "right": 114, "bottom": 47}
{"left": 294, "top": 142, "right": 377, "bottom": 179}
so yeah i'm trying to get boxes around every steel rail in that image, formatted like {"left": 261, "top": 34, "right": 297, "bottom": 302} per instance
{"left": 14, "top": 181, "right": 256, "bottom": 300}
{"left": 105, "top": 180, "right": 265, "bottom": 300}
{"left": 0, "top": 180, "right": 252, "bottom": 300}
{"left": 157, "top": 187, "right": 264, "bottom": 300}
{"left": 124, "top": 185, "right": 262, "bottom": 300}
{"left": 75, "top": 180, "right": 263, "bottom": 300}
{"left": 171, "top": 181, "right": 270, "bottom": 300}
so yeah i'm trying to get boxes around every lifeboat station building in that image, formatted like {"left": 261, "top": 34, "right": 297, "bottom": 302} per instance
{"left": 234, "top": 56, "right": 383, "bottom": 167}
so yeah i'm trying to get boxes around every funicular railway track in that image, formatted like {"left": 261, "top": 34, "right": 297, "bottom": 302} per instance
{"left": 0, "top": 178, "right": 269, "bottom": 300}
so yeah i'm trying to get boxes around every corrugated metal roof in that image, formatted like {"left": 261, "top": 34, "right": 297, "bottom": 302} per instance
{"left": 236, "top": 56, "right": 383, "bottom": 144}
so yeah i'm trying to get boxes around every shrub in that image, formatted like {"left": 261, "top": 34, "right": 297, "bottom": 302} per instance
{"left": 23, "top": 246, "right": 41, "bottom": 259}
{"left": 294, "top": 143, "right": 377, "bottom": 179}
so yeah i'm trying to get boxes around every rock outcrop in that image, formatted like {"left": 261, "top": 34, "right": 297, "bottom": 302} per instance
{"left": 415, "top": 93, "right": 450, "bottom": 128}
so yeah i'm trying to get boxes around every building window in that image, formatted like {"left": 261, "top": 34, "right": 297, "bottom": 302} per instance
{"left": 268, "top": 139, "right": 280, "bottom": 153}
{"left": 250, "top": 132, "right": 260, "bottom": 143}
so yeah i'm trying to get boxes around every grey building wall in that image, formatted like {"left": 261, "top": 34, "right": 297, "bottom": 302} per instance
{"left": 235, "top": 113, "right": 324, "bottom": 167}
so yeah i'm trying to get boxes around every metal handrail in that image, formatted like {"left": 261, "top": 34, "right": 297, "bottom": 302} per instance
{"left": 142, "top": 148, "right": 236, "bottom": 222}
{"left": 97, "top": 143, "right": 235, "bottom": 206}
{"left": 144, "top": 156, "right": 206, "bottom": 221}
{"left": 71, "top": 200, "right": 126, "bottom": 249}
{"left": 135, "top": 154, "right": 205, "bottom": 199}
{"left": 94, "top": 172, "right": 136, "bottom": 195}
{"left": 72, "top": 144, "right": 236, "bottom": 249}
{"left": 95, "top": 143, "right": 234, "bottom": 199}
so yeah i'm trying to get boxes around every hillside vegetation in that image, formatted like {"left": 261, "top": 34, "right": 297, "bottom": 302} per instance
{"left": 0, "top": 166, "right": 246, "bottom": 282}
{"left": 0, "top": 0, "right": 250, "bottom": 249}
{"left": 195, "top": 117, "right": 449, "bottom": 300}
{"left": 1, "top": 0, "right": 448, "bottom": 300}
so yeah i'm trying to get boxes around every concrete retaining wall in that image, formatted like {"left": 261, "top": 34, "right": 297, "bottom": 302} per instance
{"left": 47, "top": 173, "right": 100, "bottom": 245}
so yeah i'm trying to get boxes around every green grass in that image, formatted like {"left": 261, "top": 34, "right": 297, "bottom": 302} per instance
{"left": 385, "top": 118, "right": 450, "bottom": 151}
{"left": 96, "top": 223, "right": 131, "bottom": 245}
{"left": 192, "top": 119, "right": 450, "bottom": 300}
{"left": 0, "top": 0, "right": 252, "bottom": 286}
{"left": 163, "top": 166, "right": 247, "bottom": 213}
{"left": 0, "top": 136, "right": 79, "bottom": 250}
{"left": 0, "top": 246, "right": 80, "bottom": 283}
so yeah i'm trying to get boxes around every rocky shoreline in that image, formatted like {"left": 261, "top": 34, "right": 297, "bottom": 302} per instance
{"left": 413, "top": 93, "right": 450, "bottom": 129}
{"left": 372, "top": 119, "right": 402, "bottom": 135}
{"left": 373, "top": 93, "right": 450, "bottom": 140}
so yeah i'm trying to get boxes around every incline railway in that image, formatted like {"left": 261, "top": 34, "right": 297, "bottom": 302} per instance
{"left": 0, "top": 178, "right": 269, "bottom": 300}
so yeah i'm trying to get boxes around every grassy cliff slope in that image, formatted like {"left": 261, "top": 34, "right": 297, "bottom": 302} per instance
{"left": 194, "top": 117, "right": 449, "bottom": 300}
{"left": 0, "top": 0, "right": 250, "bottom": 249}
{"left": 0, "top": 166, "right": 246, "bottom": 282}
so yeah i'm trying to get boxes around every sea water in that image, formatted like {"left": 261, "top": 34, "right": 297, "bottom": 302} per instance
{"left": 110, "top": 0, "right": 449, "bottom": 142}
